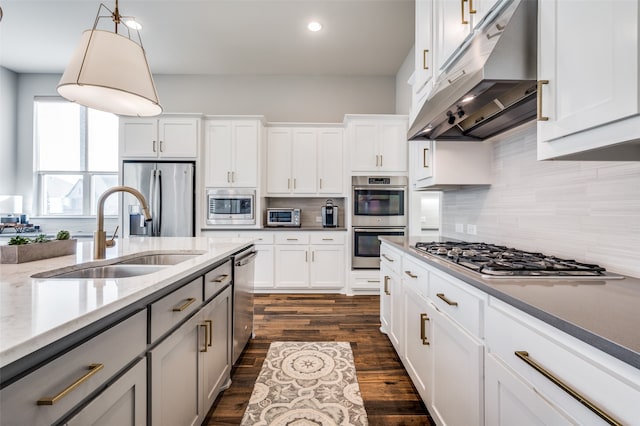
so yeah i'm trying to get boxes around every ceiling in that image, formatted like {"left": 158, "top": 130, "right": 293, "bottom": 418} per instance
{"left": 0, "top": 0, "right": 415, "bottom": 76}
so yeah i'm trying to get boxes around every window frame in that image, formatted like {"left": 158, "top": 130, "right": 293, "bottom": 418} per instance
{"left": 34, "top": 97, "right": 119, "bottom": 217}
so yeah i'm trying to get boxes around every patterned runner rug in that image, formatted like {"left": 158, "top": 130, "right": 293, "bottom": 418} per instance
{"left": 241, "top": 341, "right": 368, "bottom": 425}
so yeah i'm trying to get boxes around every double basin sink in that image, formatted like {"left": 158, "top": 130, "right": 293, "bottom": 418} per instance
{"left": 31, "top": 251, "right": 205, "bottom": 279}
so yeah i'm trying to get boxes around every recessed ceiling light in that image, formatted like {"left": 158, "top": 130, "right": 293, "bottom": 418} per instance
{"left": 307, "top": 21, "right": 322, "bottom": 32}
{"left": 124, "top": 19, "right": 142, "bottom": 31}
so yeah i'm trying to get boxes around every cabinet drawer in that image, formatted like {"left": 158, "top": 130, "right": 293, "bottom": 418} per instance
{"left": 274, "top": 233, "right": 309, "bottom": 244}
{"left": 0, "top": 310, "right": 146, "bottom": 426}
{"left": 204, "top": 260, "right": 232, "bottom": 301}
{"left": 380, "top": 244, "right": 401, "bottom": 275}
{"left": 429, "top": 269, "right": 484, "bottom": 338}
{"left": 237, "top": 232, "right": 274, "bottom": 245}
{"left": 310, "top": 233, "right": 345, "bottom": 245}
{"left": 149, "top": 277, "right": 203, "bottom": 343}
{"left": 486, "top": 298, "right": 640, "bottom": 425}
{"left": 401, "top": 255, "right": 429, "bottom": 299}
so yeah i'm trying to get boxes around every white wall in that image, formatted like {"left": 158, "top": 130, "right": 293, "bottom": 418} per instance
{"left": 440, "top": 121, "right": 640, "bottom": 278}
{"left": 0, "top": 67, "right": 18, "bottom": 193}
{"left": 395, "top": 46, "right": 414, "bottom": 115}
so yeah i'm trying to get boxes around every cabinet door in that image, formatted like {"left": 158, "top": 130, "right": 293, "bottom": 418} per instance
{"left": 389, "top": 273, "right": 404, "bottom": 357}
{"left": 291, "top": 128, "right": 317, "bottom": 194}
{"left": 201, "top": 288, "right": 232, "bottom": 411}
{"left": 149, "top": 312, "right": 203, "bottom": 426}
{"left": 309, "top": 245, "right": 344, "bottom": 289}
{"left": 267, "top": 128, "right": 293, "bottom": 194}
{"left": 349, "top": 122, "right": 379, "bottom": 171}
{"left": 434, "top": 0, "right": 473, "bottom": 74}
{"left": 317, "top": 129, "right": 344, "bottom": 194}
{"left": 485, "top": 354, "right": 575, "bottom": 426}
{"left": 414, "top": 0, "right": 435, "bottom": 103}
{"left": 412, "top": 140, "right": 433, "bottom": 186}
{"left": 429, "top": 303, "right": 483, "bottom": 426}
{"left": 274, "top": 245, "right": 309, "bottom": 288}
{"left": 204, "top": 121, "right": 232, "bottom": 187}
{"left": 379, "top": 268, "right": 392, "bottom": 334}
{"left": 120, "top": 118, "right": 157, "bottom": 158}
{"left": 231, "top": 121, "right": 259, "bottom": 187}
{"left": 538, "top": 0, "right": 639, "bottom": 143}
{"left": 403, "top": 287, "right": 432, "bottom": 405}
{"left": 378, "top": 122, "right": 407, "bottom": 172}
{"left": 158, "top": 118, "right": 199, "bottom": 158}
{"left": 253, "top": 244, "right": 274, "bottom": 289}
{"left": 65, "top": 358, "right": 146, "bottom": 426}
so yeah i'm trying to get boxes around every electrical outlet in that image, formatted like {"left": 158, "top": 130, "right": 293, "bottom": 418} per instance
{"left": 455, "top": 223, "right": 464, "bottom": 233}
{"left": 315, "top": 216, "right": 322, "bottom": 223}
{"left": 467, "top": 224, "right": 477, "bottom": 235}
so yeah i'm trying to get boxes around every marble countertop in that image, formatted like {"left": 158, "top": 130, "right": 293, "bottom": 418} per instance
{"left": 0, "top": 237, "right": 253, "bottom": 369}
{"left": 380, "top": 236, "right": 640, "bottom": 370}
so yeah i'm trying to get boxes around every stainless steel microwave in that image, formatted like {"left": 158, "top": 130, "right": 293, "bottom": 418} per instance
{"left": 206, "top": 189, "right": 255, "bottom": 225}
{"left": 266, "top": 208, "right": 301, "bottom": 227}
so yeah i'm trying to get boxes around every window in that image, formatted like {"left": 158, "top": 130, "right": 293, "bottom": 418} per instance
{"left": 34, "top": 98, "right": 119, "bottom": 216}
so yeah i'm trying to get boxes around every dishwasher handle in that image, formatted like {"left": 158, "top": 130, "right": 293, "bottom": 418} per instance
{"left": 235, "top": 251, "right": 257, "bottom": 267}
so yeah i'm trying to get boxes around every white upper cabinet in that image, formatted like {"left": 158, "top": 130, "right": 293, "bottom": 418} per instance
{"left": 266, "top": 126, "right": 344, "bottom": 196}
{"left": 537, "top": 0, "right": 640, "bottom": 160}
{"left": 346, "top": 115, "right": 408, "bottom": 173}
{"left": 433, "top": 0, "right": 474, "bottom": 75}
{"left": 413, "top": 0, "right": 435, "bottom": 114}
{"left": 204, "top": 118, "right": 261, "bottom": 188}
{"left": 120, "top": 116, "right": 200, "bottom": 159}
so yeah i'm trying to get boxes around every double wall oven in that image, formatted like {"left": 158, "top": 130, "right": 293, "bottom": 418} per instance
{"left": 352, "top": 176, "right": 407, "bottom": 269}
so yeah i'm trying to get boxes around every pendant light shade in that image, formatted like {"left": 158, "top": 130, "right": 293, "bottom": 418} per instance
{"left": 57, "top": 3, "right": 162, "bottom": 117}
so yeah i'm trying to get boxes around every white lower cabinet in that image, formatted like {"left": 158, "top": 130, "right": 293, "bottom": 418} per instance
{"left": 388, "top": 271, "right": 404, "bottom": 357}
{"left": 379, "top": 269, "right": 392, "bottom": 334}
{"left": 65, "top": 358, "right": 147, "bottom": 426}
{"left": 253, "top": 244, "right": 275, "bottom": 289}
{"left": 403, "top": 286, "right": 432, "bottom": 404}
{"left": 429, "top": 301, "right": 484, "bottom": 426}
{"left": 149, "top": 285, "right": 232, "bottom": 426}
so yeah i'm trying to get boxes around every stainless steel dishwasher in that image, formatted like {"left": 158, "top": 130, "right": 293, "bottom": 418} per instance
{"left": 232, "top": 246, "right": 256, "bottom": 365}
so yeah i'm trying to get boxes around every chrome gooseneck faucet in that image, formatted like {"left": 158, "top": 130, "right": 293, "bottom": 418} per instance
{"left": 94, "top": 186, "right": 152, "bottom": 259}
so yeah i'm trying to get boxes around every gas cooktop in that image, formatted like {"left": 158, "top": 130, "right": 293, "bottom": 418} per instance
{"left": 412, "top": 241, "right": 624, "bottom": 280}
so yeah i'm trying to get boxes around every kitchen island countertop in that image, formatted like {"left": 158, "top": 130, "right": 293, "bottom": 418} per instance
{"left": 380, "top": 236, "right": 640, "bottom": 370}
{"left": 0, "top": 237, "right": 253, "bottom": 370}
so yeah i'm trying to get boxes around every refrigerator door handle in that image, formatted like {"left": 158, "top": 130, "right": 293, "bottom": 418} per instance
{"left": 155, "top": 169, "right": 162, "bottom": 236}
{"left": 148, "top": 170, "right": 156, "bottom": 235}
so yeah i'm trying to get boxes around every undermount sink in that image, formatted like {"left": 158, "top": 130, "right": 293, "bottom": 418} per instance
{"left": 49, "top": 264, "right": 168, "bottom": 279}
{"left": 31, "top": 250, "right": 205, "bottom": 279}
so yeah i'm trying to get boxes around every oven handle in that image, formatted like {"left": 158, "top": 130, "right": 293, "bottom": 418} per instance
{"left": 354, "top": 228, "right": 406, "bottom": 233}
{"left": 353, "top": 186, "right": 407, "bottom": 191}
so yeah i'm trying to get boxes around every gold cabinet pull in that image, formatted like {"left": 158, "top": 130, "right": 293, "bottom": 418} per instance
{"left": 380, "top": 155, "right": 383, "bottom": 167}
{"left": 514, "top": 351, "right": 621, "bottom": 426}
{"left": 322, "top": 238, "right": 334, "bottom": 241}
{"left": 436, "top": 293, "right": 458, "bottom": 306}
{"left": 286, "top": 238, "right": 299, "bottom": 241}
{"left": 381, "top": 254, "right": 394, "bottom": 262}
{"left": 311, "top": 251, "right": 315, "bottom": 262}
{"left": 287, "top": 178, "right": 291, "bottom": 189}
{"left": 293, "top": 178, "right": 297, "bottom": 189}
{"left": 420, "top": 313, "right": 430, "bottom": 345}
{"left": 423, "top": 148, "right": 430, "bottom": 168}
{"left": 423, "top": 49, "right": 429, "bottom": 70}
{"left": 537, "top": 80, "right": 549, "bottom": 121}
{"left": 205, "top": 320, "right": 213, "bottom": 347}
{"left": 211, "top": 274, "right": 229, "bottom": 283}
{"left": 172, "top": 297, "right": 197, "bottom": 312}
{"left": 305, "top": 251, "right": 308, "bottom": 262}
{"left": 152, "top": 140, "right": 157, "bottom": 153}
{"left": 227, "top": 171, "right": 231, "bottom": 183}
{"left": 231, "top": 171, "right": 235, "bottom": 182}
{"left": 37, "top": 363, "right": 104, "bottom": 405}
{"left": 384, "top": 275, "right": 391, "bottom": 295}
{"left": 199, "top": 323, "right": 208, "bottom": 352}
{"left": 469, "top": 0, "right": 477, "bottom": 13}
{"left": 404, "top": 270, "right": 418, "bottom": 279}
{"left": 159, "top": 140, "right": 164, "bottom": 152}
{"left": 461, "top": 0, "right": 469, "bottom": 24}
{"left": 447, "top": 69, "right": 466, "bottom": 85}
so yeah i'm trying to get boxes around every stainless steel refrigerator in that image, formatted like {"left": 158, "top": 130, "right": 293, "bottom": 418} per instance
{"left": 122, "top": 161, "right": 195, "bottom": 237}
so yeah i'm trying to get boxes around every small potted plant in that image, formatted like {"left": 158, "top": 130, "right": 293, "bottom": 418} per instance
{"left": 1, "top": 230, "right": 77, "bottom": 264}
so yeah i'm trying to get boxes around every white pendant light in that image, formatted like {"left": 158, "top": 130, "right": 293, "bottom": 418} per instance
{"left": 57, "top": 1, "right": 162, "bottom": 117}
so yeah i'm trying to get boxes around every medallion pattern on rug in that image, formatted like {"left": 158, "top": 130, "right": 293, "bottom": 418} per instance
{"left": 241, "top": 341, "right": 368, "bottom": 426}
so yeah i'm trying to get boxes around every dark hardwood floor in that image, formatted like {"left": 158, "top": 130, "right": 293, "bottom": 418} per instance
{"left": 203, "top": 293, "right": 434, "bottom": 425}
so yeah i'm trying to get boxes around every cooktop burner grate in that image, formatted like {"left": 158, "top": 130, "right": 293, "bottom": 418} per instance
{"left": 413, "top": 242, "right": 614, "bottom": 278}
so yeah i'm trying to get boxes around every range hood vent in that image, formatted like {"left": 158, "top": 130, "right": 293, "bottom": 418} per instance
{"left": 408, "top": 0, "right": 538, "bottom": 141}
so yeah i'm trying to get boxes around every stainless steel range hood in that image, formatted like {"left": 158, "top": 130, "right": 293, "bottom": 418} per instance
{"left": 408, "top": 0, "right": 538, "bottom": 141}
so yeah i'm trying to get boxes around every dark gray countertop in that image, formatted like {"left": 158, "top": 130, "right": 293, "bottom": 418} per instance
{"left": 380, "top": 236, "right": 640, "bottom": 370}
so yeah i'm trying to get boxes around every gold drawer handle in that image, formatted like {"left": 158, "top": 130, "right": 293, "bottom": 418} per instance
{"left": 381, "top": 254, "right": 394, "bottom": 262}
{"left": 423, "top": 49, "right": 429, "bottom": 70}
{"left": 515, "top": 351, "right": 621, "bottom": 426}
{"left": 199, "top": 323, "right": 208, "bottom": 352}
{"left": 461, "top": 0, "right": 469, "bottom": 24}
{"left": 322, "top": 238, "right": 334, "bottom": 241}
{"left": 420, "top": 313, "right": 430, "bottom": 345}
{"left": 404, "top": 270, "right": 418, "bottom": 279}
{"left": 436, "top": 293, "right": 458, "bottom": 306}
{"left": 469, "top": 0, "right": 476, "bottom": 13}
{"left": 537, "top": 80, "right": 549, "bottom": 121}
{"left": 286, "top": 238, "right": 299, "bottom": 241}
{"left": 205, "top": 320, "right": 213, "bottom": 347}
{"left": 172, "top": 297, "right": 197, "bottom": 312}
{"left": 37, "top": 363, "right": 104, "bottom": 406}
{"left": 211, "top": 274, "right": 229, "bottom": 283}
{"left": 384, "top": 275, "right": 391, "bottom": 295}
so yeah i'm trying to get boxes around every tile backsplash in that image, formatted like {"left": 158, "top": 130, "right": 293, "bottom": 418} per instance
{"left": 440, "top": 121, "right": 640, "bottom": 278}
{"left": 265, "top": 197, "right": 346, "bottom": 228}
